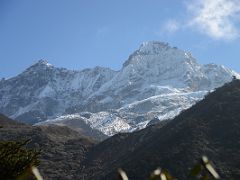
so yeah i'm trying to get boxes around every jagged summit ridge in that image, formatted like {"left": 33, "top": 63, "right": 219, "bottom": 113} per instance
{"left": 29, "top": 59, "right": 53, "bottom": 69}
{"left": 123, "top": 41, "right": 196, "bottom": 69}
{"left": 0, "top": 41, "right": 239, "bottom": 135}
{"left": 139, "top": 41, "right": 170, "bottom": 53}
{"left": 21, "top": 59, "right": 54, "bottom": 76}
{"left": 37, "top": 59, "right": 53, "bottom": 66}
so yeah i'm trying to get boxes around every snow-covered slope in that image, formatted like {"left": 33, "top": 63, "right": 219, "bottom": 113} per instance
{"left": 0, "top": 41, "right": 239, "bottom": 135}
{"left": 0, "top": 60, "right": 116, "bottom": 124}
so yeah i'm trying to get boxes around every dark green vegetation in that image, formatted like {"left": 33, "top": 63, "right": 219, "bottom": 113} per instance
{"left": 0, "top": 139, "right": 40, "bottom": 179}
{"left": 1, "top": 79, "right": 240, "bottom": 179}
{"left": 117, "top": 155, "right": 220, "bottom": 180}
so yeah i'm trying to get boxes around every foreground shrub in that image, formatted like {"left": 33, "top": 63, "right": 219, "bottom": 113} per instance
{"left": 0, "top": 139, "right": 40, "bottom": 179}
{"left": 118, "top": 156, "right": 220, "bottom": 180}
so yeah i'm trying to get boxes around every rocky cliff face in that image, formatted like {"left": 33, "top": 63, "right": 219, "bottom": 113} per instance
{"left": 0, "top": 41, "right": 239, "bottom": 135}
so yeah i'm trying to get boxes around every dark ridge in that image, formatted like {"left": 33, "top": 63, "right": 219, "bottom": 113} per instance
{"left": 0, "top": 115, "right": 97, "bottom": 179}
{"left": 79, "top": 80, "right": 240, "bottom": 179}
{"left": 0, "top": 113, "right": 25, "bottom": 126}
{"left": 41, "top": 118, "right": 108, "bottom": 141}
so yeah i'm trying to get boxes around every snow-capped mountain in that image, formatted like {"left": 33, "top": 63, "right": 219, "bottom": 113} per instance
{"left": 0, "top": 41, "right": 239, "bottom": 135}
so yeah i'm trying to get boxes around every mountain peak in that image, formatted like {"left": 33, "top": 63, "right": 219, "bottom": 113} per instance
{"left": 22, "top": 60, "right": 54, "bottom": 75}
{"left": 139, "top": 41, "right": 169, "bottom": 52}
{"left": 123, "top": 41, "right": 193, "bottom": 68}
{"left": 1, "top": 41, "right": 239, "bottom": 136}
{"left": 29, "top": 59, "right": 53, "bottom": 69}
{"left": 138, "top": 41, "right": 170, "bottom": 54}
{"left": 35, "top": 59, "right": 53, "bottom": 67}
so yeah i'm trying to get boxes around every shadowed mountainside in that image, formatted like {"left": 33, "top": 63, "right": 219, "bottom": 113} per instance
{"left": 79, "top": 79, "right": 240, "bottom": 179}
{"left": 1, "top": 79, "right": 240, "bottom": 179}
{"left": 0, "top": 114, "right": 96, "bottom": 179}
{"left": 38, "top": 117, "right": 108, "bottom": 141}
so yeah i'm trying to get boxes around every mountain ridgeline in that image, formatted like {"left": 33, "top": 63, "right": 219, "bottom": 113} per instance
{"left": 1, "top": 79, "right": 240, "bottom": 179}
{"left": 78, "top": 79, "right": 240, "bottom": 179}
{"left": 0, "top": 41, "right": 239, "bottom": 136}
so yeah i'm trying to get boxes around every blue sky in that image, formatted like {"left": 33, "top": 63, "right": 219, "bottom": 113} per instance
{"left": 1, "top": 0, "right": 240, "bottom": 78}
